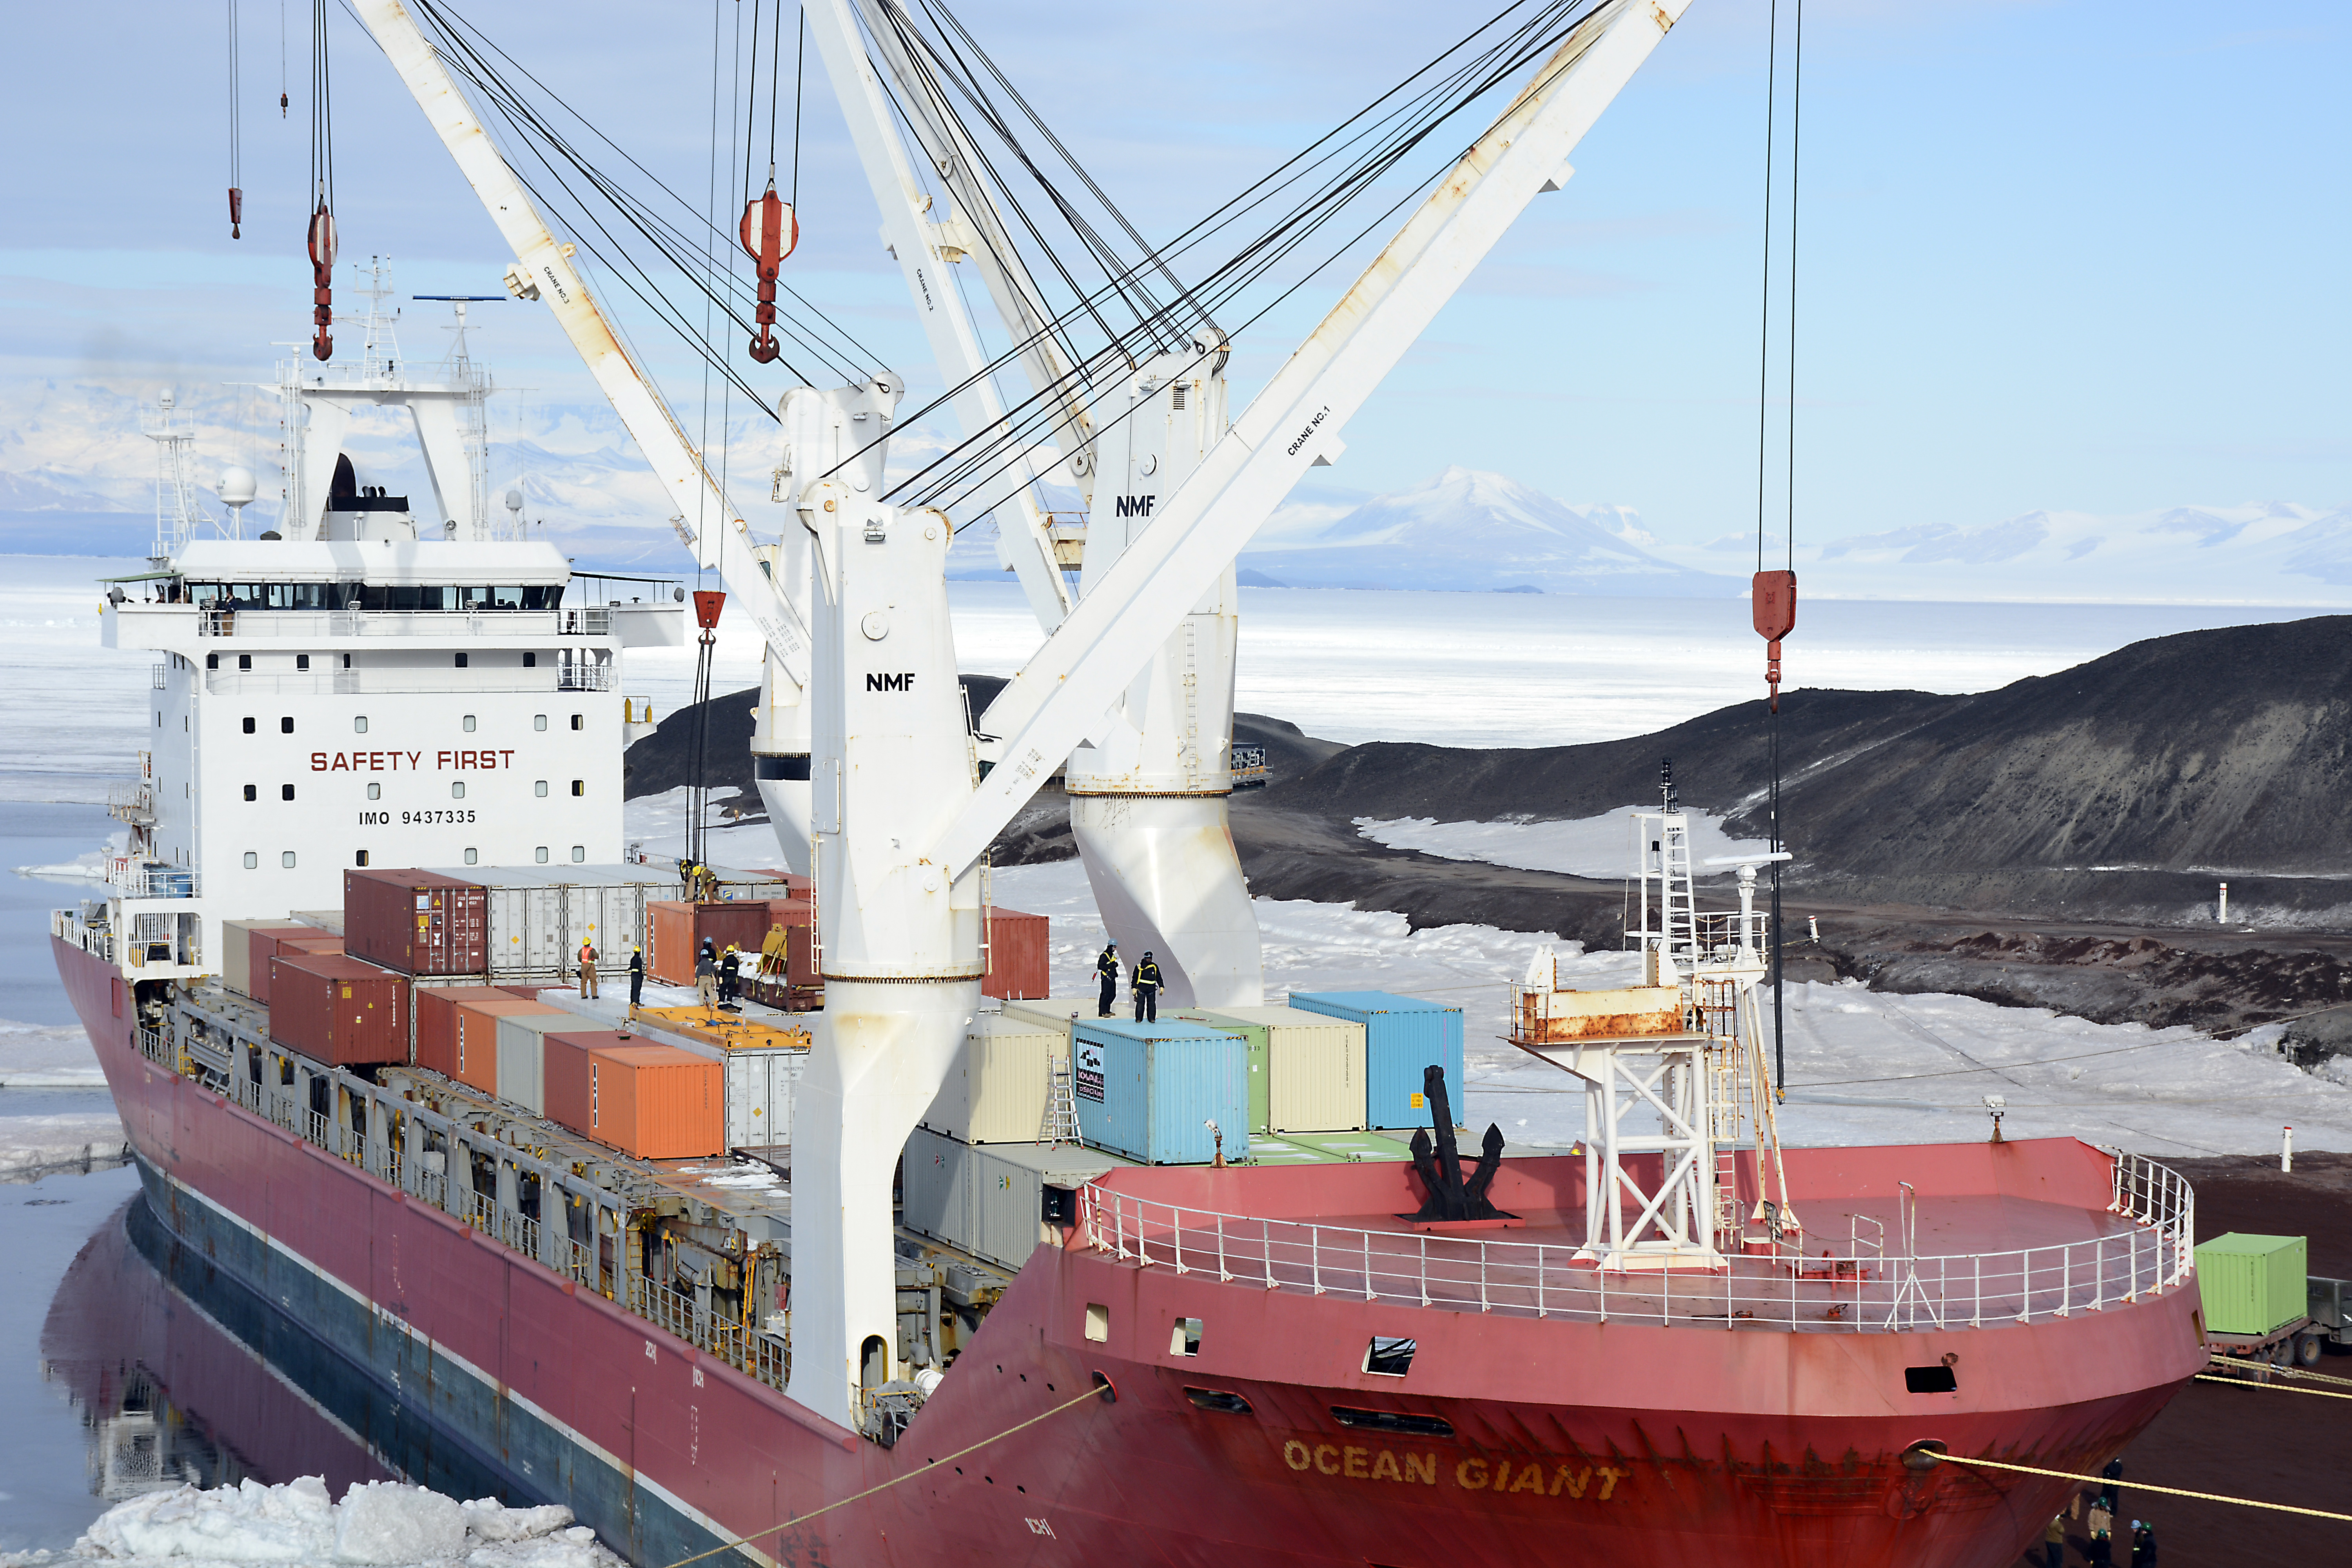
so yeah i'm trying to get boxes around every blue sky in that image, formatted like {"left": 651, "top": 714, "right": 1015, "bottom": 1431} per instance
{"left": 2, "top": 0, "right": 2345, "bottom": 558}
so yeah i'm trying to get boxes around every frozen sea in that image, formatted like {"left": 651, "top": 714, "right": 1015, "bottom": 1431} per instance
{"left": 3, "top": 552, "right": 2348, "bottom": 1545}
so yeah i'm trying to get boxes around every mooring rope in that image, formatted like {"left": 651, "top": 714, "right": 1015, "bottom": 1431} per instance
{"left": 1921, "top": 1450, "right": 2352, "bottom": 1523}
{"left": 662, "top": 1381, "right": 1107, "bottom": 1568}
{"left": 2194, "top": 1372, "right": 2352, "bottom": 1400}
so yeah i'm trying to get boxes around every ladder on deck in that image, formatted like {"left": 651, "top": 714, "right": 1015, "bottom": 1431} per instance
{"left": 1039, "top": 1054, "right": 1079, "bottom": 1147}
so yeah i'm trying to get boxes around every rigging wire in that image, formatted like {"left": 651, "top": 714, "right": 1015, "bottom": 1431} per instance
{"left": 862, "top": 0, "right": 1599, "bottom": 519}
{"left": 789, "top": 7, "right": 805, "bottom": 210}
{"left": 307, "top": 0, "right": 337, "bottom": 359}
{"left": 279, "top": 0, "right": 289, "bottom": 115}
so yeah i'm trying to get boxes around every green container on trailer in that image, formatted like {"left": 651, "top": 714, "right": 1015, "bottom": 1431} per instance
{"left": 2194, "top": 1232, "right": 2308, "bottom": 1336}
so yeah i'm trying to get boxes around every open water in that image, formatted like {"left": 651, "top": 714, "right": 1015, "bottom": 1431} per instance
{"left": 0, "top": 555, "right": 2341, "bottom": 1543}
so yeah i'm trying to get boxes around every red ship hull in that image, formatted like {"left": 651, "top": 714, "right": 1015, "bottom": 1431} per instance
{"left": 61, "top": 936, "right": 2203, "bottom": 1567}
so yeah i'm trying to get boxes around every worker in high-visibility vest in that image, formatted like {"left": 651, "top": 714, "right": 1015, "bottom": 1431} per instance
{"left": 1131, "top": 953, "right": 1163, "bottom": 1023}
{"left": 1094, "top": 943, "right": 1119, "bottom": 1017}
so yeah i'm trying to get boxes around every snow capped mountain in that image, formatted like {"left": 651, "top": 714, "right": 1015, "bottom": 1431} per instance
{"left": 1237, "top": 466, "right": 1736, "bottom": 595}
{"left": 1773, "top": 501, "right": 2352, "bottom": 603}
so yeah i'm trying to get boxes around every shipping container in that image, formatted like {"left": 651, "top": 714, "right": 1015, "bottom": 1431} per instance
{"left": 922, "top": 1015, "right": 1063, "bottom": 1143}
{"left": 1196, "top": 1005, "right": 1367, "bottom": 1133}
{"left": 413, "top": 982, "right": 501, "bottom": 1078}
{"left": 251, "top": 931, "right": 343, "bottom": 1006}
{"left": 739, "top": 898, "right": 820, "bottom": 1001}
{"left": 584, "top": 1044, "right": 724, "bottom": 1160}
{"left": 494, "top": 1011, "right": 581, "bottom": 1114}
{"left": 222, "top": 920, "right": 309, "bottom": 998}
{"left": 267, "top": 952, "right": 410, "bottom": 1067}
{"left": 447, "top": 995, "right": 561, "bottom": 1094}
{"left": 724, "top": 1046, "right": 804, "bottom": 1150}
{"left": 544, "top": 1029, "right": 637, "bottom": 1137}
{"left": 1070, "top": 1018, "right": 1249, "bottom": 1165}
{"left": 1289, "top": 990, "right": 1464, "bottom": 1131}
{"left": 1170, "top": 1008, "right": 1267, "bottom": 1132}
{"left": 425, "top": 864, "right": 671, "bottom": 981}
{"left": 646, "top": 900, "right": 778, "bottom": 986}
{"left": 981, "top": 907, "right": 1051, "bottom": 1000}
{"left": 902, "top": 1127, "right": 1131, "bottom": 1270}
{"left": 997, "top": 996, "right": 1099, "bottom": 1036}
{"left": 289, "top": 909, "right": 345, "bottom": 936}
{"left": 2196, "top": 1232, "right": 2310, "bottom": 1336}
{"left": 344, "top": 868, "right": 490, "bottom": 976}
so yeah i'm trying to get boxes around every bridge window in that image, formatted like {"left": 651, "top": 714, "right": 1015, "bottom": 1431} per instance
{"left": 205, "top": 653, "right": 218, "bottom": 670}
{"left": 281, "top": 851, "right": 297, "bottom": 868}
{"left": 535, "top": 781, "right": 548, "bottom": 798}
{"left": 523, "top": 651, "right": 536, "bottom": 668}
{"left": 463, "top": 715, "right": 477, "bottom": 733}
{"left": 244, "top": 785, "right": 256, "bottom": 801}
{"left": 451, "top": 782, "right": 466, "bottom": 800}
{"left": 282, "top": 785, "right": 295, "bottom": 801}
{"left": 243, "top": 852, "right": 258, "bottom": 869}
{"left": 535, "top": 846, "right": 549, "bottom": 864}
{"left": 238, "top": 654, "right": 251, "bottom": 671}
{"left": 534, "top": 714, "right": 548, "bottom": 731}
{"left": 366, "top": 782, "right": 379, "bottom": 800}
{"left": 296, "top": 654, "right": 309, "bottom": 671}
{"left": 571, "top": 846, "right": 585, "bottom": 862}
{"left": 571, "top": 780, "right": 584, "bottom": 797}
{"left": 280, "top": 717, "right": 293, "bottom": 733}
{"left": 464, "top": 849, "right": 479, "bottom": 865}
{"left": 454, "top": 652, "right": 468, "bottom": 668}
{"left": 571, "top": 714, "right": 583, "bottom": 731}
{"left": 242, "top": 717, "right": 255, "bottom": 734}
{"left": 354, "top": 850, "right": 370, "bottom": 867}
{"left": 354, "top": 716, "right": 367, "bottom": 733}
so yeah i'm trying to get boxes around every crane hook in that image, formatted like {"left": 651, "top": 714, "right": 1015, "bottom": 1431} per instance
{"left": 738, "top": 182, "right": 798, "bottom": 365}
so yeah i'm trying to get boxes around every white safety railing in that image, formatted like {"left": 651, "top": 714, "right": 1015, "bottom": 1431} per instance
{"left": 1078, "top": 1151, "right": 2194, "bottom": 1333}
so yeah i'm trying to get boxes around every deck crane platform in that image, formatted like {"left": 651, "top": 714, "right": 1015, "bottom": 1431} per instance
{"left": 353, "top": 0, "right": 1686, "bottom": 1436}
{"left": 808, "top": 0, "right": 1263, "bottom": 1006}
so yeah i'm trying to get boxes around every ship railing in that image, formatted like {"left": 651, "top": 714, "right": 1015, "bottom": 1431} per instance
{"left": 419, "top": 1169, "right": 449, "bottom": 1210}
{"left": 1078, "top": 1175, "right": 2195, "bottom": 1332}
{"left": 555, "top": 660, "right": 613, "bottom": 691}
{"left": 151, "top": 662, "right": 168, "bottom": 690}
{"left": 138, "top": 1027, "right": 171, "bottom": 1066}
{"left": 112, "top": 864, "right": 200, "bottom": 901}
{"left": 466, "top": 1188, "right": 495, "bottom": 1232}
{"left": 304, "top": 1109, "right": 330, "bottom": 1147}
{"left": 502, "top": 1210, "right": 540, "bottom": 1258}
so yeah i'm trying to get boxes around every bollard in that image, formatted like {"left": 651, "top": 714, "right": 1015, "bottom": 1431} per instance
{"left": 2283, "top": 1124, "right": 2294, "bottom": 1174}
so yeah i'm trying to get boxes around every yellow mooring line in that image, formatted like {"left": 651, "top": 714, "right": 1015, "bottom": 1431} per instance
{"left": 1916, "top": 1449, "right": 2352, "bottom": 1524}
{"left": 662, "top": 1381, "right": 1109, "bottom": 1568}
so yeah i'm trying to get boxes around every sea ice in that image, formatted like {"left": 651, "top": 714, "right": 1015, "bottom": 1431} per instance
{"left": 4, "top": 1476, "right": 623, "bottom": 1568}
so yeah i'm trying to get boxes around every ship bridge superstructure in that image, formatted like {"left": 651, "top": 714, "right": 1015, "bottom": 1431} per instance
{"left": 101, "top": 536, "right": 681, "bottom": 984}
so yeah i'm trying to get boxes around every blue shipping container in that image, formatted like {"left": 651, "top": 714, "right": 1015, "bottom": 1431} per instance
{"left": 1070, "top": 1019, "right": 1250, "bottom": 1165}
{"left": 1287, "top": 991, "right": 1464, "bottom": 1131}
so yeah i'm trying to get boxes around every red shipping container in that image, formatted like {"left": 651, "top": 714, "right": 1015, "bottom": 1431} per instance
{"left": 224, "top": 921, "right": 309, "bottom": 997}
{"left": 543, "top": 1028, "right": 641, "bottom": 1138}
{"left": 645, "top": 900, "right": 777, "bottom": 986}
{"left": 251, "top": 931, "right": 343, "bottom": 1006}
{"left": 589, "top": 1044, "right": 723, "bottom": 1160}
{"left": 268, "top": 952, "right": 410, "bottom": 1066}
{"left": 345, "top": 868, "right": 489, "bottom": 976}
{"left": 982, "top": 906, "right": 1050, "bottom": 1001}
{"left": 446, "top": 994, "right": 563, "bottom": 1094}
{"left": 413, "top": 983, "right": 498, "bottom": 1077}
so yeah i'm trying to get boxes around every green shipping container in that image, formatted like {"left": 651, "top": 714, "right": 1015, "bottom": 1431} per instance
{"left": 2195, "top": 1232, "right": 2308, "bottom": 1336}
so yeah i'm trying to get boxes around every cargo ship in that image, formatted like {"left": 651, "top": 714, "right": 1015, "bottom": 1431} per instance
{"left": 53, "top": 0, "right": 2208, "bottom": 1562}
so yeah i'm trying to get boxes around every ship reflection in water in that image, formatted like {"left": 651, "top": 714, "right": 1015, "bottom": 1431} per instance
{"left": 40, "top": 1191, "right": 510, "bottom": 1510}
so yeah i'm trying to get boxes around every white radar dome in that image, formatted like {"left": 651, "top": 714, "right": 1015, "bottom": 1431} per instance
{"left": 504, "top": 488, "right": 525, "bottom": 511}
{"left": 219, "top": 466, "right": 258, "bottom": 507}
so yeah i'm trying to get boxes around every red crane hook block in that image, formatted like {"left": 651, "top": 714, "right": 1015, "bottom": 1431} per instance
{"left": 228, "top": 187, "right": 243, "bottom": 241}
{"left": 738, "top": 185, "right": 799, "bottom": 365}
{"left": 1752, "top": 569, "right": 1796, "bottom": 713}
{"left": 692, "top": 590, "right": 727, "bottom": 632}
{"left": 307, "top": 203, "right": 339, "bottom": 361}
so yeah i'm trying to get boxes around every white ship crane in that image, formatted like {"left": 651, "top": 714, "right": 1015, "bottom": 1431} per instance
{"left": 806, "top": 0, "right": 1264, "bottom": 1005}
{"left": 358, "top": 0, "right": 1686, "bottom": 1434}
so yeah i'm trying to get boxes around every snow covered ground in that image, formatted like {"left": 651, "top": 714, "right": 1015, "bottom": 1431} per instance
{"left": 1356, "top": 808, "right": 1769, "bottom": 878}
{"left": 0, "top": 1476, "right": 623, "bottom": 1568}
{"left": 610, "top": 795, "right": 2352, "bottom": 1158}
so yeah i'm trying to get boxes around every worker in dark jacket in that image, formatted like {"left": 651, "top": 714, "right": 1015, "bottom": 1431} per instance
{"left": 2128, "top": 1520, "right": 2154, "bottom": 1568}
{"left": 1095, "top": 943, "right": 1119, "bottom": 1017}
{"left": 2040, "top": 1514, "right": 2065, "bottom": 1568}
{"left": 1132, "top": 953, "right": 1163, "bottom": 1022}
{"left": 2100, "top": 1457, "right": 2123, "bottom": 1512}
{"left": 695, "top": 940, "right": 719, "bottom": 1008}
{"left": 628, "top": 946, "right": 645, "bottom": 1009}
{"left": 718, "top": 944, "right": 742, "bottom": 1009}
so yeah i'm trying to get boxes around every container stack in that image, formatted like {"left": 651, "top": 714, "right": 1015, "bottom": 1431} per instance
{"left": 250, "top": 929, "right": 344, "bottom": 1005}
{"left": 542, "top": 1030, "right": 723, "bottom": 1159}
{"left": 1182, "top": 1004, "right": 1367, "bottom": 1135}
{"left": 902, "top": 1128, "right": 1130, "bottom": 1270}
{"left": 221, "top": 920, "right": 314, "bottom": 997}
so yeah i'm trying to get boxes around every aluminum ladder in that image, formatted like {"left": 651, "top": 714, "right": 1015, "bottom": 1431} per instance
{"left": 1038, "top": 1054, "right": 1079, "bottom": 1147}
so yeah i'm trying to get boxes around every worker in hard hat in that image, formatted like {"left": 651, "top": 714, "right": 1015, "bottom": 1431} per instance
{"left": 695, "top": 940, "right": 719, "bottom": 1008}
{"left": 1094, "top": 942, "right": 1119, "bottom": 1017}
{"left": 1132, "top": 951, "right": 1163, "bottom": 1022}
{"left": 628, "top": 946, "right": 645, "bottom": 1010}
{"left": 718, "top": 942, "right": 742, "bottom": 1011}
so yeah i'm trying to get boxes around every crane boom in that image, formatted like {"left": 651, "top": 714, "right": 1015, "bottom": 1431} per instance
{"left": 348, "top": 0, "right": 812, "bottom": 684}
{"left": 803, "top": 0, "right": 1072, "bottom": 628}
{"left": 933, "top": 0, "right": 1687, "bottom": 875}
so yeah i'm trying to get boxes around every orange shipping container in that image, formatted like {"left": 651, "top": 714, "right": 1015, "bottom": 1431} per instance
{"left": 267, "top": 953, "right": 409, "bottom": 1066}
{"left": 982, "top": 906, "right": 1050, "bottom": 1001}
{"left": 414, "top": 983, "right": 502, "bottom": 1077}
{"left": 645, "top": 900, "right": 777, "bottom": 986}
{"left": 446, "top": 994, "right": 563, "bottom": 1094}
{"left": 586, "top": 1043, "right": 723, "bottom": 1159}
{"left": 251, "top": 930, "right": 341, "bottom": 1006}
